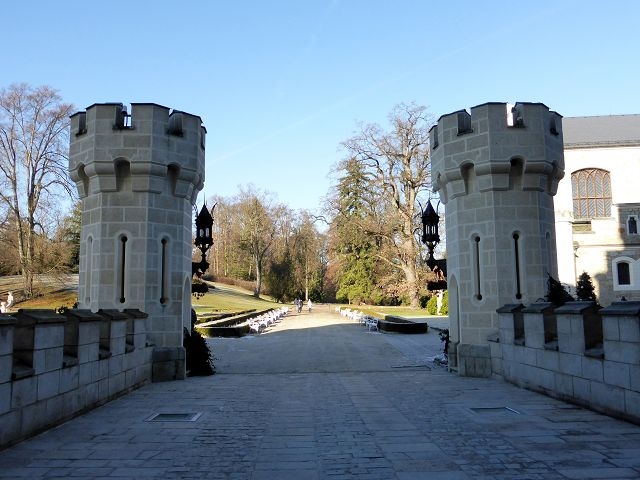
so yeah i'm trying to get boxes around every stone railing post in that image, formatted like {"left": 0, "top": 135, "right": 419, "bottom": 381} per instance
{"left": 60, "top": 309, "right": 103, "bottom": 366}
{"left": 495, "top": 304, "right": 526, "bottom": 377}
{"left": 497, "top": 304, "right": 525, "bottom": 345}
{"left": 600, "top": 301, "right": 640, "bottom": 364}
{"left": 0, "top": 314, "right": 16, "bottom": 416}
{"left": 556, "top": 301, "right": 602, "bottom": 356}
{"left": 522, "top": 303, "right": 553, "bottom": 349}
{"left": 556, "top": 302, "right": 583, "bottom": 355}
{"left": 96, "top": 310, "right": 128, "bottom": 357}
{"left": 18, "top": 310, "right": 67, "bottom": 401}
{"left": 124, "top": 309, "right": 149, "bottom": 351}
{"left": 597, "top": 302, "right": 640, "bottom": 421}
{"left": 96, "top": 310, "right": 129, "bottom": 397}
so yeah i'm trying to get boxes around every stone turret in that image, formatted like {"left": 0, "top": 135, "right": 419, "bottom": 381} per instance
{"left": 430, "top": 102, "right": 564, "bottom": 376}
{"left": 69, "top": 103, "right": 206, "bottom": 380}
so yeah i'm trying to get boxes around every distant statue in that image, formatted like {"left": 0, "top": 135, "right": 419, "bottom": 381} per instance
{"left": 307, "top": 299, "right": 313, "bottom": 312}
{"left": 436, "top": 290, "right": 444, "bottom": 316}
{"left": 0, "top": 301, "right": 5, "bottom": 313}
{"left": 6, "top": 291, "right": 13, "bottom": 309}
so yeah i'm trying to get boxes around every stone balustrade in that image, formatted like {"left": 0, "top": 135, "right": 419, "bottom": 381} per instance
{"left": 0, "top": 308, "right": 153, "bottom": 448}
{"left": 493, "top": 301, "right": 640, "bottom": 424}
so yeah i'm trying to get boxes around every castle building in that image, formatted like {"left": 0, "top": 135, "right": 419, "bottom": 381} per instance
{"left": 430, "top": 102, "right": 565, "bottom": 375}
{"left": 68, "top": 103, "right": 206, "bottom": 380}
{"left": 555, "top": 115, "right": 640, "bottom": 306}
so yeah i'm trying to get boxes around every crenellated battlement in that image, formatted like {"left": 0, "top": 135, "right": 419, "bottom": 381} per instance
{"left": 69, "top": 103, "right": 206, "bottom": 202}
{"left": 0, "top": 309, "right": 153, "bottom": 447}
{"left": 494, "top": 301, "right": 640, "bottom": 424}
{"left": 430, "top": 102, "right": 565, "bottom": 203}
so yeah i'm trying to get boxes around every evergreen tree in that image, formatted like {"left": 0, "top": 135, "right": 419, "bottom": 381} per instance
{"left": 265, "top": 249, "right": 295, "bottom": 302}
{"left": 58, "top": 201, "right": 82, "bottom": 272}
{"left": 328, "top": 157, "right": 384, "bottom": 304}
{"left": 576, "top": 271, "right": 598, "bottom": 303}
{"left": 545, "top": 274, "right": 575, "bottom": 306}
{"left": 333, "top": 103, "right": 433, "bottom": 308}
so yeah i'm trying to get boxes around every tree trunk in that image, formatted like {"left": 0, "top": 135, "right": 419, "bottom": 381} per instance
{"left": 15, "top": 215, "right": 34, "bottom": 298}
{"left": 254, "top": 254, "right": 262, "bottom": 298}
{"left": 402, "top": 215, "right": 421, "bottom": 309}
{"left": 304, "top": 258, "right": 309, "bottom": 301}
{"left": 406, "top": 268, "right": 420, "bottom": 309}
{"left": 25, "top": 228, "right": 34, "bottom": 298}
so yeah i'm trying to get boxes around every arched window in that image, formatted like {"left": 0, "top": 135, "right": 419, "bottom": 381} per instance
{"left": 628, "top": 216, "right": 638, "bottom": 235}
{"left": 571, "top": 169, "right": 611, "bottom": 219}
{"left": 617, "top": 262, "right": 631, "bottom": 285}
{"left": 613, "top": 257, "right": 635, "bottom": 290}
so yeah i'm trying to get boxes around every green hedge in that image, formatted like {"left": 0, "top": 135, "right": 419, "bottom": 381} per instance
{"left": 426, "top": 291, "right": 448, "bottom": 315}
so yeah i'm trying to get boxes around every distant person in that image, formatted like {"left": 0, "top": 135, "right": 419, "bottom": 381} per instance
{"left": 0, "top": 301, "right": 5, "bottom": 313}
{"left": 295, "top": 298, "right": 302, "bottom": 313}
{"left": 6, "top": 291, "right": 13, "bottom": 309}
{"left": 307, "top": 299, "right": 313, "bottom": 312}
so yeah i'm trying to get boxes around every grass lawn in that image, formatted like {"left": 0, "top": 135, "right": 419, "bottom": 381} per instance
{"left": 1, "top": 275, "right": 78, "bottom": 311}
{"left": 6, "top": 275, "right": 438, "bottom": 319}
{"left": 192, "top": 282, "right": 284, "bottom": 314}
{"left": 16, "top": 290, "right": 78, "bottom": 310}
{"left": 8, "top": 276, "right": 283, "bottom": 315}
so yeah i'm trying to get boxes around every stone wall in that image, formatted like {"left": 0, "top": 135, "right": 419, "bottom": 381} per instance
{"left": 493, "top": 301, "right": 640, "bottom": 424}
{"left": 0, "top": 309, "right": 153, "bottom": 448}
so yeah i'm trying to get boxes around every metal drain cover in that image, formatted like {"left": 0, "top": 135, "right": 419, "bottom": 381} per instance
{"left": 470, "top": 407, "right": 520, "bottom": 414}
{"left": 145, "top": 412, "right": 203, "bottom": 422}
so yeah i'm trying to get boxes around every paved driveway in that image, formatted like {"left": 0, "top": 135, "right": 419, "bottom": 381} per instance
{"left": 1, "top": 305, "right": 639, "bottom": 479}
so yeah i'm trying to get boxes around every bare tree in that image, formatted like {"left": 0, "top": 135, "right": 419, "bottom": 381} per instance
{"left": 339, "top": 103, "right": 433, "bottom": 308}
{"left": 235, "top": 185, "right": 282, "bottom": 298}
{"left": 0, "top": 83, "right": 74, "bottom": 297}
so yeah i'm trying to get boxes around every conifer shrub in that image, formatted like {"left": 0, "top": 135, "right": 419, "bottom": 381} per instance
{"left": 183, "top": 309, "right": 215, "bottom": 376}
{"left": 441, "top": 291, "right": 448, "bottom": 315}
{"left": 576, "top": 271, "right": 598, "bottom": 304}
{"left": 545, "top": 273, "right": 575, "bottom": 306}
{"left": 426, "top": 295, "right": 437, "bottom": 314}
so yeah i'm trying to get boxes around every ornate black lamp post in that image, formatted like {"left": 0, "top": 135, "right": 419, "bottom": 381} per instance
{"left": 421, "top": 199, "right": 447, "bottom": 289}
{"left": 186, "top": 204, "right": 216, "bottom": 376}
{"left": 192, "top": 204, "right": 214, "bottom": 297}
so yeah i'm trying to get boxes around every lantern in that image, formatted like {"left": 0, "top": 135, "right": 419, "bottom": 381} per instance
{"left": 194, "top": 204, "right": 214, "bottom": 253}
{"left": 421, "top": 200, "right": 440, "bottom": 271}
{"left": 192, "top": 203, "right": 215, "bottom": 278}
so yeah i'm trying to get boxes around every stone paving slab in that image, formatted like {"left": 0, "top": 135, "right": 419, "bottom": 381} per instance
{"left": 0, "top": 305, "right": 639, "bottom": 479}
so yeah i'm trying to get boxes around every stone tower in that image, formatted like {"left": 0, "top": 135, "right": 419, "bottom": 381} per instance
{"left": 430, "top": 102, "right": 564, "bottom": 376}
{"left": 69, "top": 103, "right": 206, "bottom": 379}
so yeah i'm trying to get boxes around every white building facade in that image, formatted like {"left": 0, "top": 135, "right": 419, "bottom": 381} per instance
{"left": 555, "top": 115, "right": 640, "bottom": 306}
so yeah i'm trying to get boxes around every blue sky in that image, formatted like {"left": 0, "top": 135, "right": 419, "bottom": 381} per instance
{"left": 3, "top": 0, "right": 639, "bottom": 214}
